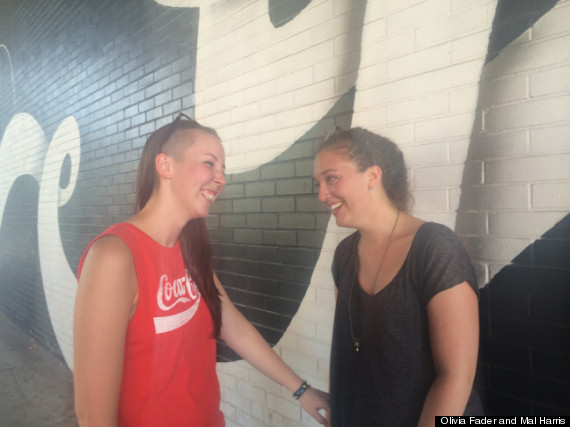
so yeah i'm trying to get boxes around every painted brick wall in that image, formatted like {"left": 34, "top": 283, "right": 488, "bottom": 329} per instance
{"left": 1, "top": 0, "right": 203, "bottom": 370}
{"left": 457, "top": 0, "right": 570, "bottom": 414}
{"left": 0, "top": 0, "right": 568, "bottom": 425}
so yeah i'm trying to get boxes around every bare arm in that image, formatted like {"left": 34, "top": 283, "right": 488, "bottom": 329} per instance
{"left": 418, "top": 281, "right": 479, "bottom": 427}
{"left": 215, "top": 273, "right": 330, "bottom": 425}
{"left": 73, "top": 236, "right": 138, "bottom": 427}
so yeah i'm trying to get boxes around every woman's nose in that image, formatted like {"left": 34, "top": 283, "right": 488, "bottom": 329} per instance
{"left": 318, "top": 184, "right": 329, "bottom": 202}
{"left": 215, "top": 169, "right": 226, "bottom": 187}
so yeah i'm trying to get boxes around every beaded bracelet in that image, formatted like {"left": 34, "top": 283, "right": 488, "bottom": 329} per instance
{"left": 292, "top": 381, "right": 311, "bottom": 400}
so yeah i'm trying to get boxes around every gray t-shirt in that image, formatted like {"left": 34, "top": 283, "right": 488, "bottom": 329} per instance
{"left": 330, "top": 222, "right": 480, "bottom": 426}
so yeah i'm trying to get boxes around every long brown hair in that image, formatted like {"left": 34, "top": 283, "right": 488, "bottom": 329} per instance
{"left": 135, "top": 116, "right": 222, "bottom": 337}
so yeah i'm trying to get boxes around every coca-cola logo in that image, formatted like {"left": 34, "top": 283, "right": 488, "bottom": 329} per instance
{"left": 156, "top": 269, "right": 199, "bottom": 311}
{"left": 153, "top": 269, "right": 201, "bottom": 334}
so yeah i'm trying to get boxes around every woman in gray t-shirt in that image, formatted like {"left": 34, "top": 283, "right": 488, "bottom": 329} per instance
{"left": 313, "top": 127, "right": 482, "bottom": 426}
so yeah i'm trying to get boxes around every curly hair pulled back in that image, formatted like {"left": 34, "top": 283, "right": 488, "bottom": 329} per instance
{"left": 317, "top": 127, "right": 411, "bottom": 212}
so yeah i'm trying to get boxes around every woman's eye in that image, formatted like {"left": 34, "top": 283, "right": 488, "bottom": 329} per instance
{"left": 326, "top": 176, "right": 337, "bottom": 183}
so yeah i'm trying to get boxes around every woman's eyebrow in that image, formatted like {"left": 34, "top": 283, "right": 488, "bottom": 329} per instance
{"left": 316, "top": 168, "right": 337, "bottom": 177}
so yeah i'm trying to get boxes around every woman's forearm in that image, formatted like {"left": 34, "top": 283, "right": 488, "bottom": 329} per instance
{"left": 417, "top": 372, "right": 474, "bottom": 427}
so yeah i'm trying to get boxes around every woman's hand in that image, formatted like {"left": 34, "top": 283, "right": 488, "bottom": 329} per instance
{"left": 216, "top": 272, "right": 331, "bottom": 425}
{"left": 298, "top": 387, "right": 330, "bottom": 426}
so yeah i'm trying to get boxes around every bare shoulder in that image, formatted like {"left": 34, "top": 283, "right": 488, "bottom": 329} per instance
{"left": 83, "top": 235, "right": 133, "bottom": 268}
{"left": 89, "top": 234, "right": 130, "bottom": 254}
{"left": 79, "top": 235, "right": 137, "bottom": 298}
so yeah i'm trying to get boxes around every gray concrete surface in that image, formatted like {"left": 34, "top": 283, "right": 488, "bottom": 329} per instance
{"left": 0, "top": 313, "right": 77, "bottom": 427}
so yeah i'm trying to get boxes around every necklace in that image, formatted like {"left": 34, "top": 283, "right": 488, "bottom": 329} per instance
{"left": 348, "top": 210, "right": 399, "bottom": 352}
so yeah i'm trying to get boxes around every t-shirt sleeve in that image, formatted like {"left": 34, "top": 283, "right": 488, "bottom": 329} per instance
{"left": 417, "top": 223, "right": 478, "bottom": 306}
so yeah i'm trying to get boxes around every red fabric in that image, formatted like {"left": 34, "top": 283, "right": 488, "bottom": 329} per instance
{"left": 78, "top": 223, "right": 224, "bottom": 427}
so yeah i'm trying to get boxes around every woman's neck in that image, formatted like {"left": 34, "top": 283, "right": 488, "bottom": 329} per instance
{"left": 127, "top": 197, "right": 187, "bottom": 247}
{"left": 358, "top": 204, "right": 401, "bottom": 247}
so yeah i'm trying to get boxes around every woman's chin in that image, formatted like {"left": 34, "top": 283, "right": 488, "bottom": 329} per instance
{"left": 333, "top": 213, "right": 350, "bottom": 229}
{"left": 186, "top": 207, "right": 210, "bottom": 222}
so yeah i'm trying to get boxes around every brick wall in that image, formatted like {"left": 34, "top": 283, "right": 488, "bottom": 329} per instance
{"left": 0, "top": 0, "right": 568, "bottom": 425}
{"left": 478, "top": 214, "right": 570, "bottom": 414}
{"left": 0, "top": 0, "right": 202, "bottom": 369}
{"left": 459, "top": 0, "right": 570, "bottom": 414}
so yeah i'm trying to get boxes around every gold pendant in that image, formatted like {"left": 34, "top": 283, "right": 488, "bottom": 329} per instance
{"left": 352, "top": 337, "right": 361, "bottom": 352}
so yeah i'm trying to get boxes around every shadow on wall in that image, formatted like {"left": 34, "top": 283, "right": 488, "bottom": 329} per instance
{"left": 478, "top": 214, "right": 570, "bottom": 415}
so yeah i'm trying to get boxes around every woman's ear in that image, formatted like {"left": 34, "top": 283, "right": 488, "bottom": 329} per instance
{"left": 367, "top": 164, "right": 382, "bottom": 190}
{"left": 155, "top": 153, "right": 173, "bottom": 179}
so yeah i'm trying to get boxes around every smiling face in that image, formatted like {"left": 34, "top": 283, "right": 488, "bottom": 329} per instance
{"left": 167, "top": 129, "right": 226, "bottom": 220}
{"left": 313, "top": 148, "right": 372, "bottom": 229}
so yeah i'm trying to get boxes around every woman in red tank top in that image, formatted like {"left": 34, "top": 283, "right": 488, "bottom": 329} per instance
{"left": 74, "top": 113, "right": 330, "bottom": 426}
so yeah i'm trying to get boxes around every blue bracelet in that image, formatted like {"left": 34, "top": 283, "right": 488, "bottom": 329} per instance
{"left": 292, "top": 381, "right": 310, "bottom": 400}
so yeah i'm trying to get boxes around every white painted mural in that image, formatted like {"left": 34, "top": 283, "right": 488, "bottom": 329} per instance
{"left": 0, "top": 114, "right": 80, "bottom": 368}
